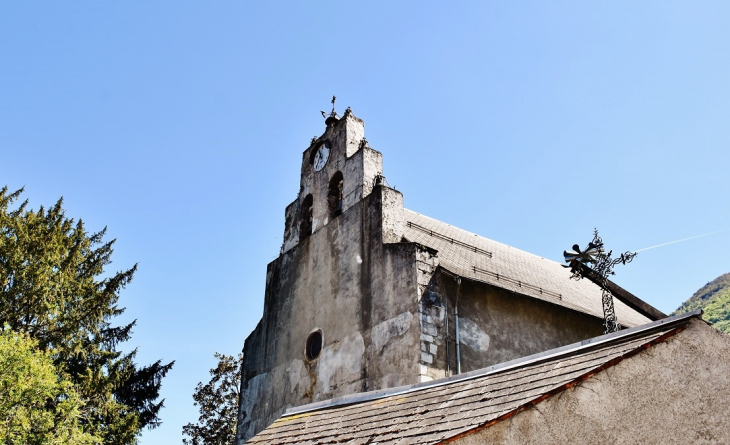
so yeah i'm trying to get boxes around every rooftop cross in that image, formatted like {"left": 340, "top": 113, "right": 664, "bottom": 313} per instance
{"left": 320, "top": 96, "right": 340, "bottom": 122}
{"left": 563, "top": 229, "right": 637, "bottom": 334}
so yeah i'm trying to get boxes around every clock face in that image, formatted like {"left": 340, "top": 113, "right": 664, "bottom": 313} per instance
{"left": 313, "top": 143, "right": 330, "bottom": 172}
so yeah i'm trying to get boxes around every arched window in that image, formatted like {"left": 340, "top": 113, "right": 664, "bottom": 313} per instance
{"left": 327, "top": 171, "right": 344, "bottom": 218}
{"left": 300, "top": 194, "right": 313, "bottom": 238}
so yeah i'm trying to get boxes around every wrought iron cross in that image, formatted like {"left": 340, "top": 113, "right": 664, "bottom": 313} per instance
{"left": 320, "top": 96, "right": 340, "bottom": 120}
{"left": 563, "top": 229, "right": 637, "bottom": 334}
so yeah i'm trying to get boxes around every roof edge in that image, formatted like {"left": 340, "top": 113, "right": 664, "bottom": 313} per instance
{"left": 437, "top": 265, "right": 583, "bottom": 316}
{"left": 283, "top": 310, "right": 701, "bottom": 418}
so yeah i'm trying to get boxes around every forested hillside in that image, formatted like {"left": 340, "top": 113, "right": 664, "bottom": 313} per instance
{"left": 673, "top": 272, "right": 730, "bottom": 333}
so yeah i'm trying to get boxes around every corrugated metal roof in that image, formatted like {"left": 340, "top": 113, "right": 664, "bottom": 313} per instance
{"left": 402, "top": 209, "right": 651, "bottom": 328}
{"left": 247, "top": 312, "right": 699, "bottom": 444}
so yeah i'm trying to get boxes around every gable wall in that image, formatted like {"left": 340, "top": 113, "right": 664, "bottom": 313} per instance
{"left": 458, "top": 318, "right": 730, "bottom": 444}
{"left": 236, "top": 186, "right": 422, "bottom": 442}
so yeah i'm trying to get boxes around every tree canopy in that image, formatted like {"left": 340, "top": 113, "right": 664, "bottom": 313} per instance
{"left": 182, "top": 353, "right": 242, "bottom": 445}
{"left": 0, "top": 326, "right": 96, "bottom": 444}
{"left": 0, "top": 186, "right": 174, "bottom": 443}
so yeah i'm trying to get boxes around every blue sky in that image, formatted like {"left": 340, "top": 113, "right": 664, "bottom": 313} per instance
{"left": 2, "top": 2, "right": 729, "bottom": 443}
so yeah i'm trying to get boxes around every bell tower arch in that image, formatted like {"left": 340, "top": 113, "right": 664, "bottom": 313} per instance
{"left": 280, "top": 107, "right": 384, "bottom": 253}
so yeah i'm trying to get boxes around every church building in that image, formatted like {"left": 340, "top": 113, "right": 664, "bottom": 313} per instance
{"left": 235, "top": 108, "right": 667, "bottom": 443}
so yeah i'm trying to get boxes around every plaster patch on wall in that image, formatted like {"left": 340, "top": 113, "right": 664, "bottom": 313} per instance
{"left": 371, "top": 312, "right": 413, "bottom": 352}
{"left": 318, "top": 332, "right": 365, "bottom": 394}
{"left": 459, "top": 317, "right": 490, "bottom": 352}
{"left": 286, "top": 359, "right": 308, "bottom": 397}
{"left": 379, "top": 373, "right": 404, "bottom": 389}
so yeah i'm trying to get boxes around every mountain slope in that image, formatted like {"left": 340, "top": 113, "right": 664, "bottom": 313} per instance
{"left": 673, "top": 272, "right": 730, "bottom": 333}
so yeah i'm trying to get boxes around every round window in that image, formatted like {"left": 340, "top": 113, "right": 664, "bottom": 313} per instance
{"left": 305, "top": 329, "right": 323, "bottom": 361}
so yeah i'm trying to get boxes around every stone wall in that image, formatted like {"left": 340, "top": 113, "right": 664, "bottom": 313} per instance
{"left": 415, "top": 251, "right": 444, "bottom": 382}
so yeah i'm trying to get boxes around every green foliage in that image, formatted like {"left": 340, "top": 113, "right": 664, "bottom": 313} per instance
{"left": 673, "top": 272, "right": 730, "bottom": 334}
{"left": 702, "top": 288, "right": 730, "bottom": 333}
{"left": 0, "top": 326, "right": 97, "bottom": 444}
{"left": 0, "top": 187, "right": 174, "bottom": 444}
{"left": 182, "top": 353, "right": 243, "bottom": 445}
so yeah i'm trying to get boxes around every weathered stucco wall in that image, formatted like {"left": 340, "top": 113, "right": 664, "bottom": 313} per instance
{"left": 236, "top": 186, "right": 423, "bottom": 442}
{"left": 419, "top": 273, "right": 604, "bottom": 380}
{"left": 459, "top": 319, "right": 730, "bottom": 445}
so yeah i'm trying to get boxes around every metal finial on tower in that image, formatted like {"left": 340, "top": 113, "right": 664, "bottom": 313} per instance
{"left": 322, "top": 95, "right": 340, "bottom": 125}
{"left": 563, "top": 229, "right": 637, "bottom": 334}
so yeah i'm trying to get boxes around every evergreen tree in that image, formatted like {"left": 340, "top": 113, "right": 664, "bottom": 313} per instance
{"left": 0, "top": 187, "right": 174, "bottom": 443}
{"left": 182, "top": 353, "right": 242, "bottom": 445}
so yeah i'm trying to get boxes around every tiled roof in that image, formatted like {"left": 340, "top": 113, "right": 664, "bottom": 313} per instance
{"left": 403, "top": 209, "right": 651, "bottom": 328}
{"left": 247, "top": 312, "right": 699, "bottom": 444}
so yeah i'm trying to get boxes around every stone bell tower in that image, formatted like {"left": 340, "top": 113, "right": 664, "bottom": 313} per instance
{"left": 236, "top": 107, "right": 428, "bottom": 442}
{"left": 280, "top": 106, "right": 389, "bottom": 254}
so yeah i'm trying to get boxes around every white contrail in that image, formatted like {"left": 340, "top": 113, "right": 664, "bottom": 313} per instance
{"left": 633, "top": 228, "right": 730, "bottom": 253}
